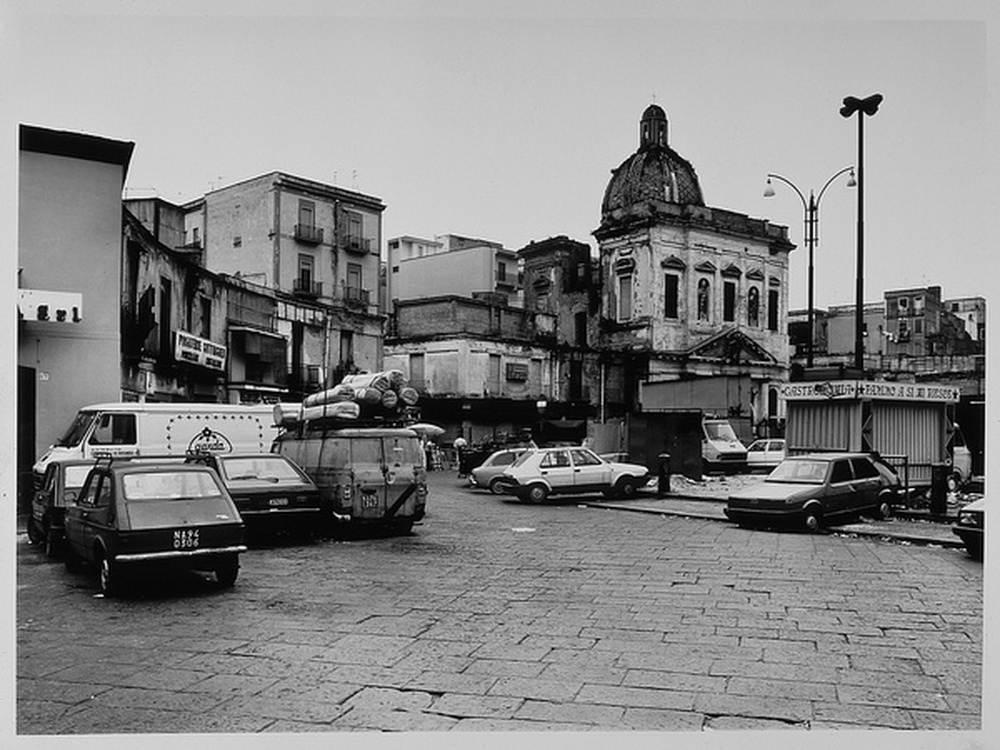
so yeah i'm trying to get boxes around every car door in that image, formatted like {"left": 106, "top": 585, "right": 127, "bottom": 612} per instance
{"left": 849, "top": 457, "right": 882, "bottom": 511}
{"left": 537, "top": 450, "right": 575, "bottom": 492}
{"left": 66, "top": 470, "right": 113, "bottom": 561}
{"left": 825, "top": 459, "right": 856, "bottom": 519}
{"left": 569, "top": 448, "right": 611, "bottom": 492}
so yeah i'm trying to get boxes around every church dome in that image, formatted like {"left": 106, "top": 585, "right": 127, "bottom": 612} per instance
{"left": 601, "top": 104, "right": 705, "bottom": 220}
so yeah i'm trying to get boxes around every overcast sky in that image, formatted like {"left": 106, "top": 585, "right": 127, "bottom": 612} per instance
{"left": 7, "top": 0, "right": 994, "bottom": 313}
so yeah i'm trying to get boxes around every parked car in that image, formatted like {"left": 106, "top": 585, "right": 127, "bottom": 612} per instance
{"left": 469, "top": 448, "right": 530, "bottom": 494}
{"left": 186, "top": 453, "right": 323, "bottom": 536}
{"left": 745, "top": 438, "right": 786, "bottom": 472}
{"left": 952, "top": 497, "right": 984, "bottom": 560}
{"left": 63, "top": 459, "right": 246, "bottom": 595}
{"left": 724, "top": 452, "right": 900, "bottom": 532}
{"left": 28, "top": 459, "right": 96, "bottom": 557}
{"left": 500, "top": 446, "right": 652, "bottom": 504}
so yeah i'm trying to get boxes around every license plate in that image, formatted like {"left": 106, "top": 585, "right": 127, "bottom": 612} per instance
{"left": 268, "top": 497, "right": 289, "bottom": 507}
{"left": 173, "top": 528, "right": 200, "bottom": 549}
{"left": 361, "top": 492, "right": 379, "bottom": 509}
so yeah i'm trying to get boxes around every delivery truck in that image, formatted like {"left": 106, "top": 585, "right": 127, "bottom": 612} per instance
{"left": 32, "top": 402, "right": 278, "bottom": 484}
{"left": 779, "top": 379, "right": 971, "bottom": 494}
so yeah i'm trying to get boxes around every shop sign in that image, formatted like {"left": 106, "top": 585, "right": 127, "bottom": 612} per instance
{"left": 175, "top": 331, "right": 227, "bottom": 372}
{"left": 779, "top": 380, "right": 960, "bottom": 403}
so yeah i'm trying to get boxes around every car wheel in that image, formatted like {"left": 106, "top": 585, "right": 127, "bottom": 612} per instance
{"left": 488, "top": 477, "right": 507, "bottom": 495}
{"left": 524, "top": 484, "right": 548, "bottom": 504}
{"left": 215, "top": 555, "right": 239, "bottom": 588}
{"left": 876, "top": 494, "right": 893, "bottom": 520}
{"left": 803, "top": 508, "right": 822, "bottom": 533}
{"left": 43, "top": 522, "right": 61, "bottom": 558}
{"left": 98, "top": 552, "right": 121, "bottom": 596}
{"left": 26, "top": 517, "right": 44, "bottom": 546}
{"left": 615, "top": 477, "right": 638, "bottom": 499}
{"left": 964, "top": 539, "right": 983, "bottom": 561}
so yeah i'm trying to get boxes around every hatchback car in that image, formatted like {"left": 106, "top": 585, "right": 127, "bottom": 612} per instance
{"left": 500, "top": 446, "right": 652, "bottom": 504}
{"left": 725, "top": 452, "right": 900, "bottom": 532}
{"left": 187, "top": 453, "right": 323, "bottom": 536}
{"left": 952, "top": 497, "right": 984, "bottom": 560}
{"left": 745, "top": 438, "right": 786, "bottom": 472}
{"left": 63, "top": 459, "right": 246, "bottom": 595}
{"left": 28, "top": 459, "right": 96, "bottom": 557}
{"left": 469, "top": 448, "right": 529, "bottom": 494}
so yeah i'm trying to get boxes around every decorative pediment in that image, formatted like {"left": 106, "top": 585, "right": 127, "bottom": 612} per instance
{"left": 693, "top": 260, "right": 717, "bottom": 274}
{"left": 746, "top": 268, "right": 765, "bottom": 281}
{"left": 660, "top": 255, "right": 686, "bottom": 270}
{"left": 721, "top": 263, "right": 742, "bottom": 278}
{"left": 615, "top": 257, "right": 636, "bottom": 274}
{"left": 769, "top": 275, "right": 781, "bottom": 287}
{"left": 687, "top": 327, "right": 777, "bottom": 365}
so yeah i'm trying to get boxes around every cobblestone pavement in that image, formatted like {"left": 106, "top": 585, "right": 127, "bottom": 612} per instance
{"left": 16, "top": 471, "right": 983, "bottom": 736}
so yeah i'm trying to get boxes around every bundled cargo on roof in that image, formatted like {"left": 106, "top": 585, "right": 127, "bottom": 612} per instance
{"left": 275, "top": 370, "right": 420, "bottom": 430}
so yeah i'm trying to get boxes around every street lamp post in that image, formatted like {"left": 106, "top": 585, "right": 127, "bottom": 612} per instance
{"left": 840, "top": 93, "right": 883, "bottom": 372}
{"left": 764, "top": 167, "right": 855, "bottom": 367}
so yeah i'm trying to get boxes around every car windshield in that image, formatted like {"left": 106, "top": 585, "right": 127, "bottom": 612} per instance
{"left": 704, "top": 422, "right": 738, "bottom": 441}
{"left": 54, "top": 411, "right": 96, "bottom": 447}
{"left": 766, "top": 459, "right": 829, "bottom": 484}
{"left": 122, "top": 470, "right": 224, "bottom": 500}
{"left": 219, "top": 456, "right": 304, "bottom": 483}
{"left": 747, "top": 440, "right": 768, "bottom": 452}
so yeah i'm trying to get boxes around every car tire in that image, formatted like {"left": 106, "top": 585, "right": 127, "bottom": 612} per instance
{"left": 26, "top": 517, "right": 44, "bottom": 546}
{"left": 803, "top": 507, "right": 822, "bottom": 533}
{"left": 488, "top": 477, "right": 507, "bottom": 495}
{"left": 964, "top": 539, "right": 983, "bottom": 561}
{"left": 876, "top": 494, "right": 893, "bottom": 520}
{"left": 215, "top": 555, "right": 239, "bottom": 588}
{"left": 98, "top": 552, "right": 121, "bottom": 596}
{"left": 524, "top": 484, "right": 548, "bottom": 504}
{"left": 615, "top": 477, "right": 638, "bottom": 499}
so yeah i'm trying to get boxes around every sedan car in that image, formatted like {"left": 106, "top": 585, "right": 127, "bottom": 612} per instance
{"left": 500, "top": 446, "right": 652, "bottom": 504}
{"left": 187, "top": 453, "right": 323, "bottom": 537}
{"left": 952, "top": 497, "right": 984, "bottom": 560}
{"left": 28, "top": 459, "right": 96, "bottom": 557}
{"left": 745, "top": 438, "right": 786, "bottom": 472}
{"left": 63, "top": 459, "right": 246, "bottom": 595}
{"left": 469, "top": 448, "right": 529, "bottom": 494}
{"left": 725, "top": 452, "right": 900, "bottom": 532}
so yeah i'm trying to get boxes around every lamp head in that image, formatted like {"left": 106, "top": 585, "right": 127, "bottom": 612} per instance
{"left": 841, "top": 93, "right": 884, "bottom": 118}
{"left": 847, "top": 169, "right": 857, "bottom": 187}
{"left": 763, "top": 178, "right": 775, "bottom": 198}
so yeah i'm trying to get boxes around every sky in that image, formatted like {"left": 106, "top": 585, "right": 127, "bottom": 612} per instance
{"left": 4, "top": 0, "right": 995, "bottom": 314}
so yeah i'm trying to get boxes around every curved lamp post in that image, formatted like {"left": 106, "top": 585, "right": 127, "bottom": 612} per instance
{"left": 764, "top": 167, "right": 855, "bottom": 367}
{"left": 840, "top": 93, "right": 883, "bottom": 371}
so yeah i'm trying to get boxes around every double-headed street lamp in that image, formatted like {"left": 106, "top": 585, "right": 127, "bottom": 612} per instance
{"left": 764, "top": 167, "right": 855, "bottom": 367}
{"left": 840, "top": 93, "right": 883, "bottom": 371}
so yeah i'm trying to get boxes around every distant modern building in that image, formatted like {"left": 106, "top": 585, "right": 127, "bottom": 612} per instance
{"left": 17, "top": 124, "right": 134, "bottom": 506}
{"left": 386, "top": 233, "right": 520, "bottom": 305}
{"left": 180, "top": 172, "right": 386, "bottom": 398}
{"left": 593, "top": 104, "right": 794, "bottom": 449}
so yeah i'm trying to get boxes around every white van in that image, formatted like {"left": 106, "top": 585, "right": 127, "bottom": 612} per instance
{"left": 32, "top": 402, "right": 279, "bottom": 480}
{"left": 702, "top": 417, "right": 748, "bottom": 473}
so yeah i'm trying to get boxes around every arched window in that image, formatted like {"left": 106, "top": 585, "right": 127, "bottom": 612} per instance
{"left": 697, "top": 278, "right": 711, "bottom": 321}
{"left": 748, "top": 286, "right": 760, "bottom": 327}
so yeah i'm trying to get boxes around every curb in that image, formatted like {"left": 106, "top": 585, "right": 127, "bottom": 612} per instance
{"left": 583, "top": 500, "right": 966, "bottom": 549}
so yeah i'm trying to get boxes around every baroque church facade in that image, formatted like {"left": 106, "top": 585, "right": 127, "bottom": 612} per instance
{"left": 594, "top": 105, "right": 794, "bottom": 440}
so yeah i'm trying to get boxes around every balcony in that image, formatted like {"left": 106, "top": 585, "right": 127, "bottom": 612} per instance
{"left": 293, "top": 278, "right": 323, "bottom": 298}
{"left": 294, "top": 224, "right": 324, "bottom": 245}
{"left": 344, "top": 236, "right": 371, "bottom": 254}
{"left": 342, "top": 286, "right": 371, "bottom": 309}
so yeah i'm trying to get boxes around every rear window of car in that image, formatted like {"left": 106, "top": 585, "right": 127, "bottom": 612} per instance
{"left": 64, "top": 465, "right": 93, "bottom": 489}
{"left": 850, "top": 457, "right": 879, "bottom": 479}
{"left": 492, "top": 452, "right": 517, "bottom": 467}
{"left": 511, "top": 450, "right": 536, "bottom": 468}
{"left": 219, "top": 456, "right": 305, "bottom": 483}
{"left": 122, "top": 470, "right": 224, "bottom": 501}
